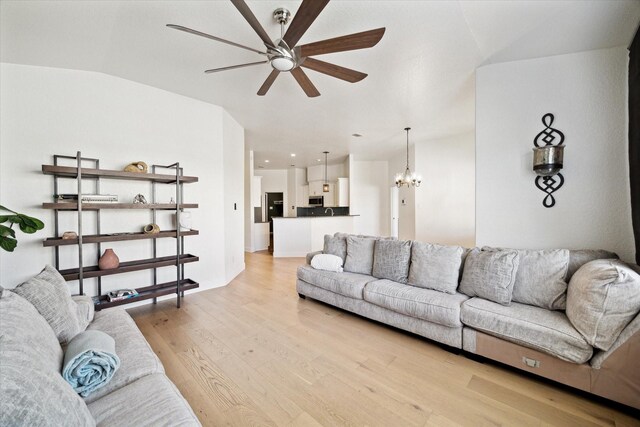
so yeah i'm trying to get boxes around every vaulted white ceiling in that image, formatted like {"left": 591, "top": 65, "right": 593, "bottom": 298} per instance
{"left": 2, "top": 1, "right": 638, "bottom": 169}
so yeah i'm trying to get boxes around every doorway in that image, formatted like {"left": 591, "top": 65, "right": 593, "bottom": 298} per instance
{"left": 266, "top": 192, "right": 284, "bottom": 253}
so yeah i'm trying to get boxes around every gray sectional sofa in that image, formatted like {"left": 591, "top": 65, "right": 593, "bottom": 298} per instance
{"left": 298, "top": 233, "right": 640, "bottom": 409}
{"left": 0, "top": 281, "right": 200, "bottom": 426}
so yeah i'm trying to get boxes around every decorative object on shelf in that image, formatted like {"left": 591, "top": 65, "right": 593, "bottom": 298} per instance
{"left": 123, "top": 161, "right": 148, "bottom": 173}
{"left": 107, "top": 288, "right": 139, "bottom": 302}
{"left": 175, "top": 211, "right": 192, "bottom": 231}
{"left": 395, "top": 127, "right": 422, "bottom": 188}
{"left": 0, "top": 205, "right": 45, "bottom": 252}
{"left": 133, "top": 194, "right": 148, "bottom": 204}
{"left": 532, "top": 113, "right": 565, "bottom": 208}
{"left": 143, "top": 223, "right": 160, "bottom": 234}
{"left": 169, "top": 197, "right": 175, "bottom": 204}
{"left": 98, "top": 249, "right": 120, "bottom": 270}
{"left": 323, "top": 151, "right": 330, "bottom": 192}
{"left": 62, "top": 231, "right": 78, "bottom": 240}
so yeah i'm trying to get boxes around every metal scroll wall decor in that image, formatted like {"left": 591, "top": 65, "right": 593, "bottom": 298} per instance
{"left": 532, "top": 113, "right": 565, "bottom": 208}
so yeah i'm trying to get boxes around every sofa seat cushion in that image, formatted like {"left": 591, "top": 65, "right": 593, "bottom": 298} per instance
{"left": 83, "top": 308, "right": 164, "bottom": 403}
{"left": 297, "top": 265, "right": 375, "bottom": 300}
{"left": 461, "top": 298, "right": 593, "bottom": 363}
{"left": 363, "top": 279, "right": 469, "bottom": 327}
{"left": 87, "top": 374, "right": 200, "bottom": 427}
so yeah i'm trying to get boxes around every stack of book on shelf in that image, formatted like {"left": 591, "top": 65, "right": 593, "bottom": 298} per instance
{"left": 56, "top": 194, "right": 118, "bottom": 203}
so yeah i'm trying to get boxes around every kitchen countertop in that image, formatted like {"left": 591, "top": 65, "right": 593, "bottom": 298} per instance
{"left": 272, "top": 215, "right": 360, "bottom": 219}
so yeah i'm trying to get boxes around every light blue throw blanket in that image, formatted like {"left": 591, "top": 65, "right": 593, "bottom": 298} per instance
{"left": 62, "top": 330, "right": 120, "bottom": 397}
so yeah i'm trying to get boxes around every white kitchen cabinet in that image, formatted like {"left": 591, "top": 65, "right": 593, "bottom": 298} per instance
{"left": 309, "top": 181, "right": 324, "bottom": 196}
{"left": 336, "top": 177, "right": 349, "bottom": 207}
{"left": 302, "top": 185, "right": 309, "bottom": 206}
{"left": 252, "top": 176, "right": 262, "bottom": 207}
{"left": 323, "top": 183, "right": 336, "bottom": 207}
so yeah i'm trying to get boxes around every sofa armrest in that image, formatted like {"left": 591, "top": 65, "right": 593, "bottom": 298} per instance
{"left": 306, "top": 251, "right": 323, "bottom": 265}
{"left": 72, "top": 294, "right": 95, "bottom": 328}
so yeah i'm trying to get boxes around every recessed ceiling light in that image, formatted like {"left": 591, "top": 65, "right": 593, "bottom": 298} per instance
{"left": 290, "top": 153, "right": 296, "bottom": 157}
{"left": 352, "top": 133, "right": 363, "bottom": 137}
{"left": 265, "top": 160, "right": 269, "bottom": 163}
{"left": 317, "top": 159, "right": 321, "bottom": 162}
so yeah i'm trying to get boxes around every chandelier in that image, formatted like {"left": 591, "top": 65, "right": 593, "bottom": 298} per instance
{"left": 395, "top": 127, "right": 421, "bottom": 188}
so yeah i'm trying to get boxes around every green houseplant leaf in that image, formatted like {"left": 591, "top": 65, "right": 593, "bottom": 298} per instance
{"left": 0, "top": 205, "right": 44, "bottom": 252}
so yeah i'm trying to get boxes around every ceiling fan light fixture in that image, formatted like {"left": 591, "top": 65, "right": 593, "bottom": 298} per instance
{"left": 271, "top": 56, "right": 296, "bottom": 71}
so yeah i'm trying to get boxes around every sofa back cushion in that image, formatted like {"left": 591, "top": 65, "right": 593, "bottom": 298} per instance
{"left": 567, "top": 259, "right": 640, "bottom": 351}
{"left": 372, "top": 239, "right": 412, "bottom": 283}
{"left": 458, "top": 248, "right": 520, "bottom": 305}
{"left": 566, "top": 249, "right": 618, "bottom": 282}
{"left": 483, "top": 247, "right": 570, "bottom": 310}
{"left": 323, "top": 234, "right": 347, "bottom": 263}
{"left": 344, "top": 236, "right": 376, "bottom": 275}
{"left": 0, "top": 289, "right": 63, "bottom": 373}
{"left": 12, "top": 265, "right": 81, "bottom": 344}
{"left": 408, "top": 242, "right": 464, "bottom": 294}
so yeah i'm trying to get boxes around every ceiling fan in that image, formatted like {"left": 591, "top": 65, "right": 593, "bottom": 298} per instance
{"left": 167, "top": 0, "right": 385, "bottom": 97}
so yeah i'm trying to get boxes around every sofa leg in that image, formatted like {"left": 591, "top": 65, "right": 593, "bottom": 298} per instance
{"left": 298, "top": 293, "right": 306, "bottom": 299}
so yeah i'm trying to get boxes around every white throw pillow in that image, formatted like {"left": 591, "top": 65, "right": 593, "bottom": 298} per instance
{"left": 311, "top": 254, "right": 344, "bottom": 273}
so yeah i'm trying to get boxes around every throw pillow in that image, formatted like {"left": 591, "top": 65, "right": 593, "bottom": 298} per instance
{"left": 311, "top": 254, "right": 344, "bottom": 273}
{"left": 567, "top": 259, "right": 640, "bottom": 351}
{"left": 408, "top": 242, "right": 464, "bottom": 294}
{"left": 372, "top": 239, "right": 412, "bottom": 283}
{"left": 344, "top": 236, "right": 376, "bottom": 275}
{"left": 323, "top": 234, "right": 347, "bottom": 263}
{"left": 458, "top": 248, "right": 520, "bottom": 305}
{"left": 566, "top": 249, "right": 618, "bottom": 282}
{"left": 483, "top": 247, "right": 570, "bottom": 310}
{"left": 12, "top": 265, "right": 82, "bottom": 344}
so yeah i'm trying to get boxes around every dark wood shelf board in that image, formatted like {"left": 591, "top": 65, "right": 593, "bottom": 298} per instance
{"left": 43, "top": 230, "right": 199, "bottom": 247}
{"left": 42, "top": 165, "right": 198, "bottom": 183}
{"left": 58, "top": 254, "right": 199, "bottom": 281}
{"left": 42, "top": 202, "right": 198, "bottom": 210}
{"left": 94, "top": 279, "right": 199, "bottom": 310}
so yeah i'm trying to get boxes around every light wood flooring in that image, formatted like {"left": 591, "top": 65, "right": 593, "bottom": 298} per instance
{"left": 128, "top": 251, "right": 639, "bottom": 426}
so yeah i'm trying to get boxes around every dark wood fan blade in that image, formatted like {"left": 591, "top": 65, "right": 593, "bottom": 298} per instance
{"left": 283, "top": 0, "right": 330, "bottom": 48}
{"left": 291, "top": 68, "right": 320, "bottom": 97}
{"left": 299, "top": 28, "right": 385, "bottom": 57}
{"left": 230, "top": 0, "right": 275, "bottom": 48}
{"left": 205, "top": 61, "right": 268, "bottom": 73}
{"left": 300, "top": 57, "right": 367, "bottom": 83}
{"left": 166, "top": 24, "right": 265, "bottom": 55}
{"left": 257, "top": 70, "right": 280, "bottom": 96}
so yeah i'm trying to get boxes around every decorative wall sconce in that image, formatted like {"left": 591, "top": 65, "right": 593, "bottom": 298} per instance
{"left": 533, "top": 113, "right": 565, "bottom": 208}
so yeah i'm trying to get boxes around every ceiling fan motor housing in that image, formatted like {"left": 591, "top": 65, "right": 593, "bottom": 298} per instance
{"left": 268, "top": 39, "right": 298, "bottom": 71}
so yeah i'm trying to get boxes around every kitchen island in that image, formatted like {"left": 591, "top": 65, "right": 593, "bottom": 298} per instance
{"left": 272, "top": 216, "right": 358, "bottom": 257}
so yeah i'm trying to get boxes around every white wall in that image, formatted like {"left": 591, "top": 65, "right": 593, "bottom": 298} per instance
{"left": 222, "top": 111, "right": 245, "bottom": 282}
{"left": 388, "top": 146, "right": 416, "bottom": 241}
{"left": 415, "top": 132, "right": 476, "bottom": 247}
{"left": 0, "top": 63, "right": 245, "bottom": 296}
{"left": 244, "top": 150, "right": 254, "bottom": 252}
{"left": 476, "top": 46, "right": 634, "bottom": 261}
{"left": 350, "top": 160, "right": 390, "bottom": 236}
